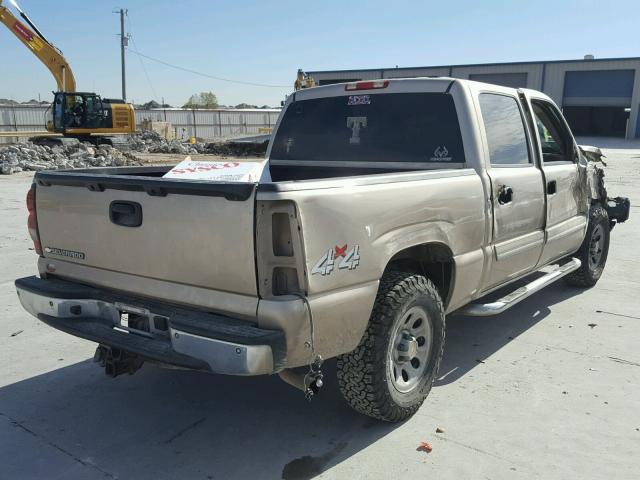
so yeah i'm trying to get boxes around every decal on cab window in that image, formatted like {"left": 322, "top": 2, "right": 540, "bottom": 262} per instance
{"left": 347, "top": 95, "right": 371, "bottom": 105}
{"left": 312, "top": 244, "right": 361, "bottom": 276}
{"left": 346, "top": 117, "right": 367, "bottom": 145}
{"left": 430, "top": 145, "right": 453, "bottom": 162}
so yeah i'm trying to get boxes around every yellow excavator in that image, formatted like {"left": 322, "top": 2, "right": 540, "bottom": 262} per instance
{"left": 294, "top": 69, "right": 316, "bottom": 91}
{"left": 0, "top": 0, "right": 135, "bottom": 141}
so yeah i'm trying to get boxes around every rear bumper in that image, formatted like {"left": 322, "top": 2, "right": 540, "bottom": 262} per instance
{"left": 15, "top": 276, "right": 286, "bottom": 376}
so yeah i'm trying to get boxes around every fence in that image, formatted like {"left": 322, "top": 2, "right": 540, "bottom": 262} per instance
{"left": 0, "top": 104, "right": 281, "bottom": 143}
{"left": 134, "top": 108, "right": 281, "bottom": 140}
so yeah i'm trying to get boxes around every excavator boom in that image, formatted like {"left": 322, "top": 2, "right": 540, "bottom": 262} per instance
{"left": 0, "top": 0, "right": 75, "bottom": 92}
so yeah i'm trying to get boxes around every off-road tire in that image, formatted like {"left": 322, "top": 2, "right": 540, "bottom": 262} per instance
{"left": 564, "top": 205, "right": 610, "bottom": 287}
{"left": 336, "top": 271, "right": 446, "bottom": 422}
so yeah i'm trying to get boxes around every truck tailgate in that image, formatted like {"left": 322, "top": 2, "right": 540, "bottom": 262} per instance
{"left": 34, "top": 173, "right": 258, "bottom": 301}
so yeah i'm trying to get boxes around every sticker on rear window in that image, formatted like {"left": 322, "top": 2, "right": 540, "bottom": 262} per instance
{"left": 285, "top": 138, "right": 294, "bottom": 154}
{"left": 348, "top": 95, "right": 371, "bottom": 106}
{"left": 347, "top": 117, "right": 367, "bottom": 145}
{"left": 430, "top": 145, "right": 453, "bottom": 162}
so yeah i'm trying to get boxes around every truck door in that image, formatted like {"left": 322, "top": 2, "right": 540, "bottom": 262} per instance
{"left": 478, "top": 92, "right": 546, "bottom": 290}
{"left": 526, "top": 97, "right": 588, "bottom": 265}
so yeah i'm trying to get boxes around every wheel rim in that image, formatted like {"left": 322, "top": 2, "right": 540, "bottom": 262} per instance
{"left": 588, "top": 224, "right": 605, "bottom": 270}
{"left": 388, "top": 305, "right": 433, "bottom": 394}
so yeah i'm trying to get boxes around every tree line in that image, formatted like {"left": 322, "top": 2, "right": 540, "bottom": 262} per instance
{"left": 137, "top": 91, "right": 274, "bottom": 110}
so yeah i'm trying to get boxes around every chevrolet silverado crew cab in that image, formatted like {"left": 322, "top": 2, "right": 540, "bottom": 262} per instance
{"left": 16, "top": 78, "right": 630, "bottom": 422}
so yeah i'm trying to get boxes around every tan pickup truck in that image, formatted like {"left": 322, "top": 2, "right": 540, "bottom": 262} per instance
{"left": 15, "top": 78, "right": 629, "bottom": 421}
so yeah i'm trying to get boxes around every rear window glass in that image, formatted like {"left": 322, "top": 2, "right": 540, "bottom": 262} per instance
{"left": 271, "top": 93, "right": 465, "bottom": 164}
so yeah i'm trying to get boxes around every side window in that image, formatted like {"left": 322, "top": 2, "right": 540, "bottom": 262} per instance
{"left": 53, "top": 94, "right": 63, "bottom": 130}
{"left": 479, "top": 93, "right": 531, "bottom": 166}
{"left": 531, "top": 100, "right": 573, "bottom": 163}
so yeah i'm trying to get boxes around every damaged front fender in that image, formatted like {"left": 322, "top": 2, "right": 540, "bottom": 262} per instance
{"left": 578, "top": 145, "right": 630, "bottom": 229}
{"left": 578, "top": 145, "right": 607, "bottom": 202}
{"left": 579, "top": 145, "right": 607, "bottom": 166}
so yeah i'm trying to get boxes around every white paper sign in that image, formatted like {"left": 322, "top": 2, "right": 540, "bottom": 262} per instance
{"left": 162, "top": 157, "right": 271, "bottom": 182}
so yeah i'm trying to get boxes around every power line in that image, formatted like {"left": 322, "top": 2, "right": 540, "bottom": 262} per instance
{"left": 125, "top": 48, "right": 291, "bottom": 89}
{"left": 126, "top": 14, "right": 159, "bottom": 102}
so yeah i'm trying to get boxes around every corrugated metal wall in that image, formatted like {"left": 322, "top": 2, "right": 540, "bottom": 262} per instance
{"left": 0, "top": 105, "right": 50, "bottom": 135}
{"left": 468, "top": 72, "right": 528, "bottom": 88}
{"left": 383, "top": 67, "right": 449, "bottom": 79}
{"left": 453, "top": 63, "right": 544, "bottom": 90}
{"left": 0, "top": 106, "right": 281, "bottom": 143}
{"left": 314, "top": 69, "right": 382, "bottom": 85}
{"left": 134, "top": 108, "right": 280, "bottom": 140}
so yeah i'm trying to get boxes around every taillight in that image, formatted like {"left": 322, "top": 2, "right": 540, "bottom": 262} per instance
{"left": 26, "top": 185, "right": 42, "bottom": 255}
{"left": 345, "top": 80, "right": 389, "bottom": 91}
{"left": 256, "top": 201, "right": 306, "bottom": 298}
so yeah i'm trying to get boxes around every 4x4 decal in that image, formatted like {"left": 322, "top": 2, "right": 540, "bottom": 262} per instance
{"left": 312, "top": 244, "right": 361, "bottom": 276}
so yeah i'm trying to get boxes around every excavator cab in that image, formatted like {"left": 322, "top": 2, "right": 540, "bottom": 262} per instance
{"left": 294, "top": 69, "right": 316, "bottom": 91}
{"left": 51, "top": 92, "right": 108, "bottom": 133}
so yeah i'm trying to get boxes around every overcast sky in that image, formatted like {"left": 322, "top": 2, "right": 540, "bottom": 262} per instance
{"left": 1, "top": 0, "right": 638, "bottom": 107}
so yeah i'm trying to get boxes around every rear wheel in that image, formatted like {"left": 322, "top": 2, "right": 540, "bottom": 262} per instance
{"left": 564, "top": 205, "right": 610, "bottom": 287}
{"left": 336, "top": 271, "right": 446, "bottom": 422}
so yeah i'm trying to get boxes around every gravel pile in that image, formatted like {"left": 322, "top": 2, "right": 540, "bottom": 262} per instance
{"left": 0, "top": 141, "right": 140, "bottom": 175}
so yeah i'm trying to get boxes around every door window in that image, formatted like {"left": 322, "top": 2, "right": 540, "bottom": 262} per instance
{"left": 83, "top": 95, "right": 105, "bottom": 128}
{"left": 479, "top": 93, "right": 531, "bottom": 166}
{"left": 65, "top": 95, "right": 86, "bottom": 128}
{"left": 531, "top": 100, "right": 574, "bottom": 163}
{"left": 52, "top": 94, "right": 64, "bottom": 130}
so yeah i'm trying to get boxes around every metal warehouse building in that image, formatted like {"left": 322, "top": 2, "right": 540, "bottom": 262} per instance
{"left": 307, "top": 56, "right": 640, "bottom": 139}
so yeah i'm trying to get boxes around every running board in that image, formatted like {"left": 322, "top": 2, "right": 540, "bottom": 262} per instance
{"left": 458, "top": 258, "right": 582, "bottom": 316}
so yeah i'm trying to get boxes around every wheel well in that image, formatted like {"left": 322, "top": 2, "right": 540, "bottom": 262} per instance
{"left": 385, "top": 243, "right": 454, "bottom": 306}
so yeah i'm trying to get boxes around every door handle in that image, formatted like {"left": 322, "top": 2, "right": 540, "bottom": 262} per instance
{"left": 110, "top": 201, "right": 143, "bottom": 227}
{"left": 497, "top": 185, "right": 514, "bottom": 205}
{"left": 547, "top": 180, "right": 557, "bottom": 195}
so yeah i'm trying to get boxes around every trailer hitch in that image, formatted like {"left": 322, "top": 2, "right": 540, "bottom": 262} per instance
{"left": 94, "top": 344, "right": 144, "bottom": 378}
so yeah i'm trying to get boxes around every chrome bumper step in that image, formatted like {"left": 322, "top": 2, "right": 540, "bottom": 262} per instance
{"left": 458, "top": 258, "right": 582, "bottom": 316}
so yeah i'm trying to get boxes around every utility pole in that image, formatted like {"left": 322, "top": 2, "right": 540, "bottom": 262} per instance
{"left": 115, "top": 8, "right": 128, "bottom": 101}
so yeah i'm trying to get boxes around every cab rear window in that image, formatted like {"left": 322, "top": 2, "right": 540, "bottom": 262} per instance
{"left": 271, "top": 93, "right": 465, "bottom": 165}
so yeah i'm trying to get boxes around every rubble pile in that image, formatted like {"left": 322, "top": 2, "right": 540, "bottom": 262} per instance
{"left": 123, "top": 130, "right": 205, "bottom": 155}
{"left": 0, "top": 131, "right": 268, "bottom": 175}
{"left": 0, "top": 141, "right": 140, "bottom": 175}
{"left": 205, "top": 140, "right": 268, "bottom": 157}
{"left": 124, "top": 130, "right": 268, "bottom": 157}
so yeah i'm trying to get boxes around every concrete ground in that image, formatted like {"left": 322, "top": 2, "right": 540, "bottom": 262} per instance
{"left": 0, "top": 142, "right": 638, "bottom": 480}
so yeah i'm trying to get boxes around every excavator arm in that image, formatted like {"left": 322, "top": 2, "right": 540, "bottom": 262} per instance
{"left": 0, "top": 0, "right": 75, "bottom": 92}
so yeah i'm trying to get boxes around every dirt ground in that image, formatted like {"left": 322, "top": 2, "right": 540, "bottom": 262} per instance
{"left": 0, "top": 140, "right": 638, "bottom": 479}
